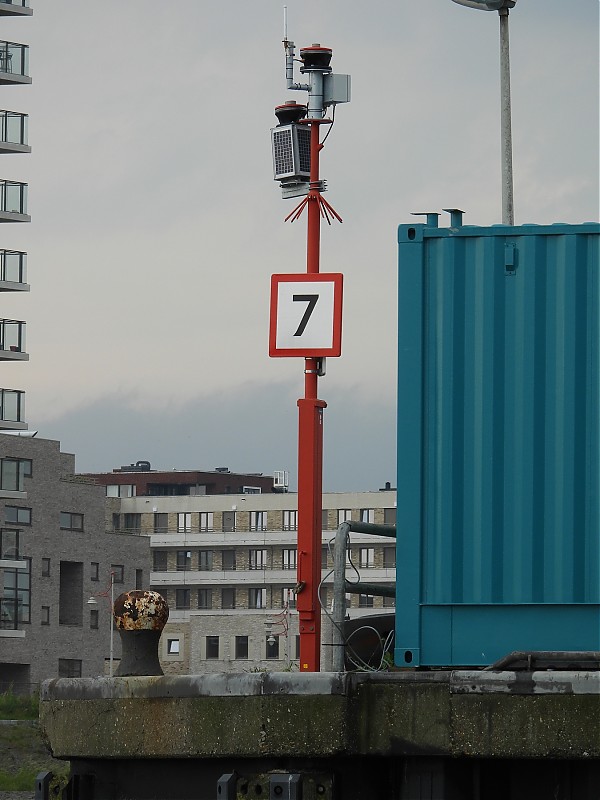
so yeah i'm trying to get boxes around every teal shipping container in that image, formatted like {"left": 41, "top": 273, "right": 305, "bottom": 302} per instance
{"left": 395, "top": 217, "right": 599, "bottom": 667}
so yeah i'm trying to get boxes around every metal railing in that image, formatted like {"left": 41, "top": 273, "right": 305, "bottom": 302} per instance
{"left": 0, "top": 319, "right": 25, "bottom": 352}
{"left": 0, "top": 111, "right": 27, "bottom": 145}
{"left": 0, "top": 41, "right": 29, "bottom": 77}
{"left": 332, "top": 520, "right": 396, "bottom": 671}
{"left": 0, "top": 181, "right": 27, "bottom": 214}
{"left": 0, "top": 388, "right": 24, "bottom": 423}
{"left": 0, "top": 250, "right": 26, "bottom": 283}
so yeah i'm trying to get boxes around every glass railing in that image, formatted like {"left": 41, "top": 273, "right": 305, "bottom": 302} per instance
{"left": 0, "top": 181, "right": 27, "bottom": 214}
{"left": 0, "top": 1, "right": 31, "bottom": 8}
{"left": 0, "top": 250, "right": 26, "bottom": 283}
{"left": 0, "top": 388, "right": 24, "bottom": 422}
{"left": 0, "top": 41, "right": 29, "bottom": 77}
{"left": 0, "top": 319, "right": 25, "bottom": 352}
{"left": 0, "top": 111, "right": 27, "bottom": 146}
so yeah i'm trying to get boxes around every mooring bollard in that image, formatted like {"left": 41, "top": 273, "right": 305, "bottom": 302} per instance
{"left": 113, "top": 590, "right": 169, "bottom": 677}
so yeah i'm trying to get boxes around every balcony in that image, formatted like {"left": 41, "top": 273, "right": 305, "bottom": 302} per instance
{"left": 0, "top": 388, "right": 26, "bottom": 429}
{"left": 0, "top": 181, "right": 29, "bottom": 222}
{"left": 0, "top": 1, "right": 33, "bottom": 18}
{"left": 0, "top": 42, "right": 30, "bottom": 84}
{"left": 0, "top": 250, "right": 28, "bottom": 291}
{"left": 0, "top": 112, "right": 30, "bottom": 154}
{"left": 0, "top": 319, "right": 27, "bottom": 360}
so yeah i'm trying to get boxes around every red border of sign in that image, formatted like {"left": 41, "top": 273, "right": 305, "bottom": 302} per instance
{"left": 269, "top": 273, "right": 343, "bottom": 357}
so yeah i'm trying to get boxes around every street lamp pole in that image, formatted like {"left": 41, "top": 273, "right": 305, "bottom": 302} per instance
{"left": 450, "top": 0, "right": 517, "bottom": 224}
{"left": 499, "top": 7, "right": 514, "bottom": 225}
{"left": 87, "top": 570, "right": 116, "bottom": 678}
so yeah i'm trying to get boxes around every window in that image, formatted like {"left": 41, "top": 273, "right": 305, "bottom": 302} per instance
{"left": 283, "top": 510, "right": 297, "bottom": 531}
{"left": 282, "top": 548, "right": 297, "bottom": 570}
{"left": 359, "top": 594, "right": 374, "bottom": 608}
{"left": 111, "top": 564, "right": 124, "bottom": 584}
{"left": 112, "top": 514, "right": 120, "bottom": 532}
{"left": 295, "top": 635, "right": 301, "bottom": 659}
{"left": 167, "top": 638, "right": 180, "bottom": 655}
{"left": 5, "top": 506, "right": 31, "bottom": 525}
{"left": 359, "top": 548, "right": 375, "bottom": 568}
{"left": 282, "top": 588, "right": 296, "bottom": 609}
{"left": 123, "top": 513, "right": 141, "bottom": 532}
{"left": 198, "top": 588, "right": 212, "bottom": 609}
{"left": 153, "top": 513, "right": 168, "bottom": 533}
{"left": 221, "top": 588, "right": 236, "bottom": 609}
{"left": 0, "top": 528, "right": 18, "bottom": 559}
{"left": 41, "top": 557, "right": 50, "bottom": 577}
{"left": 177, "top": 513, "right": 192, "bottom": 533}
{"left": 249, "top": 511, "right": 266, "bottom": 531}
{"left": 383, "top": 547, "right": 396, "bottom": 568}
{"left": 106, "top": 484, "right": 136, "bottom": 498}
{"left": 90, "top": 609, "right": 99, "bottom": 629}
{"left": 383, "top": 595, "right": 395, "bottom": 608}
{"left": 337, "top": 509, "right": 352, "bottom": 525}
{"left": 135, "top": 569, "right": 143, "bottom": 590}
{"left": 321, "top": 546, "right": 329, "bottom": 569}
{"left": 176, "top": 550, "right": 192, "bottom": 571}
{"left": 266, "top": 635, "right": 279, "bottom": 660}
{"left": 58, "top": 659, "right": 82, "bottom": 678}
{"left": 91, "top": 562, "right": 99, "bottom": 581}
{"left": 384, "top": 508, "right": 397, "bottom": 525}
{"left": 360, "top": 508, "right": 374, "bottom": 524}
{"left": 222, "top": 511, "right": 236, "bottom": 533}
{"left": 242, "top": 486, "right": 261, "bottom": 494}
{"left": 248, "top": 549, "right": 267, "bottom": 570}
{"left": 2, "top": 557, "right": 31, "bottom": 625}
{"left": 153, "top": 551, "right": 167, "bottom": 571}
{"left": 199, "top": 512, "right": 213, "bottom": 532}
{"left": 235, "top": 635, "right": 249, "bottom": 659}
{"left": 60, "top": 512, "right": 84, "bottom": 532}
{"left": 206, "top": 636, "right": 219, "bottom": 659}
{"left": 0, "top": 458, "right": 31, "bottom": 492}
{"left": 249, "top": 588, "right": 267, "bottom": 609}
{"left": 41, "top": 606, "right": 50, "bottom": 626}
{"left": 176, "top": 588, "right": 191, "bottom": 609}
{"left": 222, "top": 550, "right": 236, "bottom": 571}
{"left": 198, "top": 550, "right": 213, "bottom": 571}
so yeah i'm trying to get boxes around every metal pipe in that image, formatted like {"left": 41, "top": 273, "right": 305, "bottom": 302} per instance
{"left": 484, "top": 650, "right": 600, "bottom": 671}
{"left": 344, "top": 581, "right": 395, "bottom": 598}
{"left": 109, "top": 572, "right": 114, "bottom": 678}
{"left": 499, "top": 8, "right": 514, "bottom": 225}
{"left": 332, "top": 521, "right": 397, "bottom": 671}
{"left": 332, "top": 522, "right": 350, "bottom": 671}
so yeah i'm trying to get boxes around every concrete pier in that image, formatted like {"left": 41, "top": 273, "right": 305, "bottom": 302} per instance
{"left": 39, "top": 670, "right": 600, "bottom": 799}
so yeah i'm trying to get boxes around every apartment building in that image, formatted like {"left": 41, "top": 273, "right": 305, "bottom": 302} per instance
{"left": 0, "top": 0, "right": 32, "bottom": 432}
{"left": 100, "top": 481, "right": 397, "bottom": 673}
{"left": 0, "top": 435, "right": 151, "bottom": 690}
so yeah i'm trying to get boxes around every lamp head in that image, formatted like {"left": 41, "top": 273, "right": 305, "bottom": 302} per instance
{"left": 450, "top": 0, "right": 516, "bottom": 10}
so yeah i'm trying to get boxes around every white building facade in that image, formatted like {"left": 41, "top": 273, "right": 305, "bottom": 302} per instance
{"left": 112, "top": 489, "right": 397, "bottom": 673}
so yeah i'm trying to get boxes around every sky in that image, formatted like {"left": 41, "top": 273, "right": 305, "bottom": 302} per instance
{"left": 0, "top": 0, "right": 597, "bottom": 491}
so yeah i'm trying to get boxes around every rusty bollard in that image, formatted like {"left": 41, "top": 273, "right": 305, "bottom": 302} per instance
{"left": 113, "top": 590, "right": 169, "bottom": 677}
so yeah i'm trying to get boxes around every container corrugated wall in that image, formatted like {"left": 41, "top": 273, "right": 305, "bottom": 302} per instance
{"left": 395, "top": 220, "right": 599, "bottom": 667}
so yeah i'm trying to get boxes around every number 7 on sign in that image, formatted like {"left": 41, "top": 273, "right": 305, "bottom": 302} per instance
{"left": 269, "top": 273, "right": 343, "bottom": 358}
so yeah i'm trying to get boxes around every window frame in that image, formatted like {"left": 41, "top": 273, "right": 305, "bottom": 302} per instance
{"left": 175, "top": 587, "right": 191, "bottom": 609}
{"left": 5, "top": 505, "right": 31, "bottom": 525}
{"left": 111, "top": 564, "right": 124, "bottom": 584}
{"left": 282, "top": 548, "right": 297, "bottom": 570}
{"left": 60, "top": 511, "right": 84, "bottom": 532}
{"left": 248, "top": 549, "right": 267, "bottom": 570}
{"left": 235, "top": 635, "right": 249, "bottom": 660}
{"left": 206, "top": 635, "right": 219, "bottom": 659}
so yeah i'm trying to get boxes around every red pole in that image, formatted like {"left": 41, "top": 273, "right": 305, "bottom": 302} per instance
{"left": 296, "top": 119, "right": 325, "bottom": 672}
